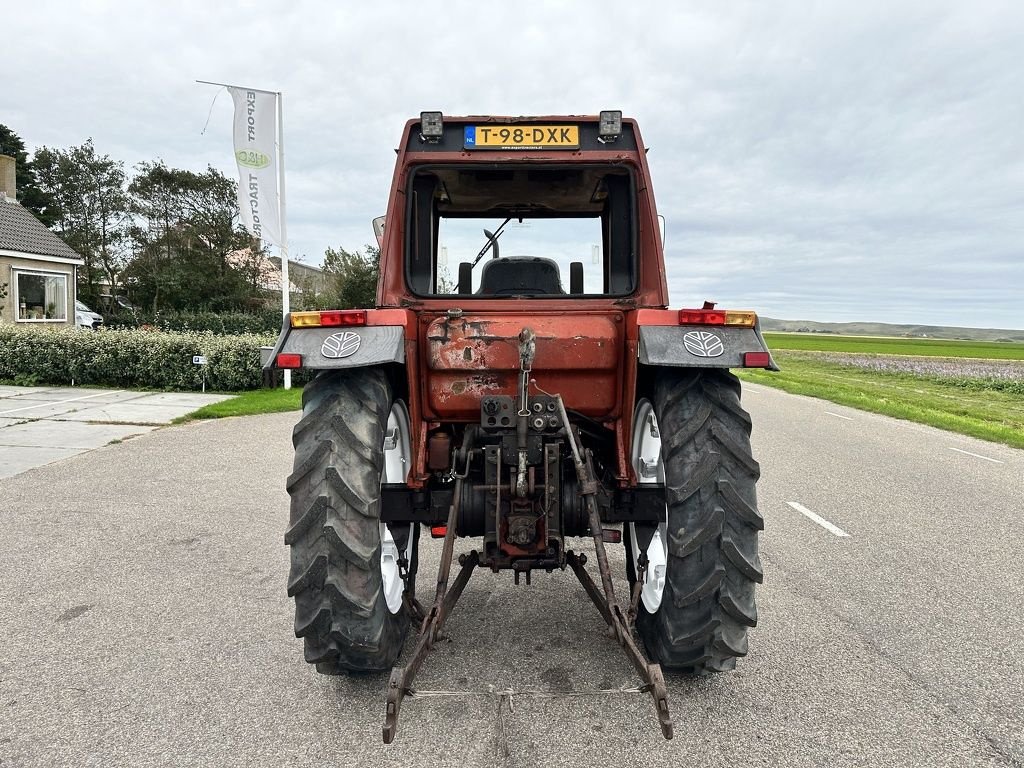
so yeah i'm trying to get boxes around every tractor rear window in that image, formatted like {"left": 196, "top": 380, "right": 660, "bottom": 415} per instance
{"left": 406, "top": 165, "right": 635, "bottom": 298}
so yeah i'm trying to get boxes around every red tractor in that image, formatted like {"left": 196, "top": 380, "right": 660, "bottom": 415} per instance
{"left": 267, "top": 111, "right": 775, "bottom": 742}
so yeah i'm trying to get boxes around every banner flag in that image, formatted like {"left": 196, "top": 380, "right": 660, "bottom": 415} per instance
{"left": 228, "top": 87, "right": 281, "bottom": 246}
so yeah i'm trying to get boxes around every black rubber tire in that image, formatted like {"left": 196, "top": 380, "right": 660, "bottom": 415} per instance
{"left": 632, "top": 368, "right": 764, "bottom": 673}
{"left": 284, "top": 368, "right": 411, "bottom": 674}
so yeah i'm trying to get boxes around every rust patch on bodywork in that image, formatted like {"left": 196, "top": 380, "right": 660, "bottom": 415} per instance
{"left": 424, "top": 312, "right": 623, "bottom": 420}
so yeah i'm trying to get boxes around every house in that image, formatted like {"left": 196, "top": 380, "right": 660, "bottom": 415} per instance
{"left": 226, "top": 248, "right": 327, "bottom": 299}
{"left": 268, "top": 255, "right": 328, "bottom": 298}
{"left": 0, "top": 155, "right": 83, "bottom": 326}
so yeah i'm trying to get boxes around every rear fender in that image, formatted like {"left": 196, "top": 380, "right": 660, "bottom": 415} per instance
{"left": 635, "top": 310, "right": 779, "bottom": 370}
{"left": 263, "top": 309, "right": 410, "bottom": 370}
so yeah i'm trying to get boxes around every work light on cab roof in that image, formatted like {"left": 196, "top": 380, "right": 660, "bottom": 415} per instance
{"left": 598, "top": 110, "right": 623, "bottom": 141}
{"left": 418, "top": 111, "right": 444, "bottom": 142}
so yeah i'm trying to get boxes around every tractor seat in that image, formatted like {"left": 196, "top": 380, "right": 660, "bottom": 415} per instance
{"left": 477, "top": 256, "right": 564, "bottom": 295}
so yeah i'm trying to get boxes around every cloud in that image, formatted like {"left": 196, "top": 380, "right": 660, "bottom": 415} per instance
{"left": 6, "top": 0, "right": 1022, "bottom": 327}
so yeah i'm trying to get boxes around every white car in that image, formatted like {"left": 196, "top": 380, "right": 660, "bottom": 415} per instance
{"left": 75, "top": 300, "right": 104, "bottom": 330}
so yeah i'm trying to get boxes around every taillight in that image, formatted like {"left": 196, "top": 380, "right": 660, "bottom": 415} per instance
{"left": 743, "top": 352, "right": 772, "bottom": 368}
{"left": 290, "top": 312, "right": 322, "bottom": 327}
{"left": 430, "top": 525, "right": 448, "bottom": 538}
{"left": 724, "top": 311, "right": 757, "bottom": 327}
{"left": 320, "top": 310, "right": 367, "bottom": 327}
{"left": 679, "top": 308, "right": 726, "bottom": 325}
{"left": 290, "top": 310, "right": 367, "bottom": 328}
{"left": 276, "top": 353, "right": 302, "bottom": 369}
{"left": 678, "top": 309, "right": 757, "bottom": 328}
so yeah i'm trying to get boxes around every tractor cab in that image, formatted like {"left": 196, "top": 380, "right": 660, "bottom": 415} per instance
{"left": 366, "top": 113, "right": 671, "bottom": 428}
{"left": 375, "top": 111, "right": 668, "bottom": 309}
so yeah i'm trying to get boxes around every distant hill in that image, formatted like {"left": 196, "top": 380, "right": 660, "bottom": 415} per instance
{"left": 760, "top": 318, "right": 1024, "bottom": 343}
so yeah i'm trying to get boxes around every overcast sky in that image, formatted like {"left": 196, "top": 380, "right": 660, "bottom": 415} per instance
{"left": 5, "top": 1, "right": 1022, "bottom": 328}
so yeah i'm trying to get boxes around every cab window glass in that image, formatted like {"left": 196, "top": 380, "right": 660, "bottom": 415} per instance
{"left": 406, "top": 166, "right": 635, "bottom": 297}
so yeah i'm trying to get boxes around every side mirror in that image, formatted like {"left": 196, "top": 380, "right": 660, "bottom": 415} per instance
{"left": 372, "top": 216, "right": 386, "bottom": 248}
{"left": 658, "top": 214, "right": 666, "bottom": 247}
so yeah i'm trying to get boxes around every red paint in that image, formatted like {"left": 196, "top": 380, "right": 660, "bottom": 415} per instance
{"left": 365, "top": 308, "right": 414, "bottom": 327}
{"left": 632, "top": 308, "right": 680, "bottom": 327}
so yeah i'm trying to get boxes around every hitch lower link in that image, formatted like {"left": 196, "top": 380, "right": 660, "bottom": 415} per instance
{"left": 382, "top": 404, "right": 674, "bottom": 743}
{"left": 557, "top": 395, "right": 672, "bottom": 738}
{"left": 383, "top": 465, "right": 475, "bottom": 744}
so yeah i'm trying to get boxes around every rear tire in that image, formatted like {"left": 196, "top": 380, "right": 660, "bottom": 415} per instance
{"left": 285, "top": 368, "right": 414, "bottom": 673}
{"left": 630, "top": 368, "right": 764, "bottom": 673}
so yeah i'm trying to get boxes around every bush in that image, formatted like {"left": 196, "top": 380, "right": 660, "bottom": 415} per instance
{"left": 0, "top": 325, "right": 278, "bottom": 392}
{"left": 104, "top": 309, "right": 283, "bottom": 335}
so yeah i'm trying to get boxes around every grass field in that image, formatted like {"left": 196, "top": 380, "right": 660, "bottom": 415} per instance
{"left": 741, "top": 337, "right": 1024, "bottom": 449}
{"left": 763, "top": 333, "right": 1024, "bottom": 359}
{"left": 177, "top": 387, "right": 302, "bottom": 421}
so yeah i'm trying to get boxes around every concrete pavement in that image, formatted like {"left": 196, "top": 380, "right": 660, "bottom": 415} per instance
{"left": 0, "top": 386, "right": 1020, "bottom": 767}
{"left": 0, "top": 386, "right": 231, "bottom": 479}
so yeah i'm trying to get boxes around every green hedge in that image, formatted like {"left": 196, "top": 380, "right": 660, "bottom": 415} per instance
{"left": 104, "top": 309, "right": 284, "bottom": 335}
{"left": 0, "top": 325, "right": 278, "bottom": 391}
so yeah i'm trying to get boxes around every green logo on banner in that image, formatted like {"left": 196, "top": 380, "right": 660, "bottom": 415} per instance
{"left": 236, "top": 150, "right": 271, "bottom": 169}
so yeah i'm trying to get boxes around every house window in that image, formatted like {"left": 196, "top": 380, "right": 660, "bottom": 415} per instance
{"left": 14, "top": 270, "right": 68, "bottom": 322}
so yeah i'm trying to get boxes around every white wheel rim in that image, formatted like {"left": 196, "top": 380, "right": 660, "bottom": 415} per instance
{"left": 381, "top": 402, "right": 414, "bottom": 615}
{"left": 629, "top": 399, "right": 669, "bottom": 613}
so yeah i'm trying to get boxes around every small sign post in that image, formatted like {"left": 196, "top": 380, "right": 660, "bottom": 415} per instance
{"left": 193, "top": 355, "right": 208, "bottom": 392}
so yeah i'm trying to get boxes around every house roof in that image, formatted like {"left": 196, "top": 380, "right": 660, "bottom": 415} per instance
{"left": 0, "top": 198, "right": 83, "bottom": 263}
{"left": 268, "top": 255, "right": 325, "bottom": 277}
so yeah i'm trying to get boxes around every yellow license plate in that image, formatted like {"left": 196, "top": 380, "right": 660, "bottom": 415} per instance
{"left": 464, "top": 125, "right": 579, "bottom": 150}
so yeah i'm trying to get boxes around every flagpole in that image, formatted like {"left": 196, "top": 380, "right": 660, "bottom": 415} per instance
{"left": 196, "top": 78, "right": 291, "bottom": 389}
{"left": 196, "top": 79, "right": 279, "bottom": 95}
{"left": 276, "top": 90, "right": 291, "bottom": 390}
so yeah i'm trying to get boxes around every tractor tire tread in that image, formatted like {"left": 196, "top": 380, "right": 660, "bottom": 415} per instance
{"left": 635, "top": 368, "right": 762, "bottom": 674}
{"left": 286, "top": 368, "right": 409, "bottom": 674}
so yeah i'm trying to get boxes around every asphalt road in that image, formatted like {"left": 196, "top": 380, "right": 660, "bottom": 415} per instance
{"left": 0, "top": 384, "right": 1021, "bottom": 767}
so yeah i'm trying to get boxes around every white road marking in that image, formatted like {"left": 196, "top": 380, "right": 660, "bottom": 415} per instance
{"left": 786, "top": 501, "right": 850, "bottom": 537}
{"left": 824, "top": 411, "right": 854, "bottom": 421}
{"left": 947, "top": 447, "right": 1004, "bottom": 464}
{"left": 0, "top": 390, "right": 125, "bottom": 416}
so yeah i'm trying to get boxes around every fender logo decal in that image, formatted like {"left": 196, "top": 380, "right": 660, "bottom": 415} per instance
{"left": 682, "top": 330, "right": 725, "bottom": 358}
{"left": 321, "top": 331, "right": 361, "bottom": 359}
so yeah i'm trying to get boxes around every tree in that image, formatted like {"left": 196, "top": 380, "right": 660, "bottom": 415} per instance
{"left": 321, "top": 245, "right": 379, "bottom": 309}
{"left": 125, "top": 162, "right": 251, "bottom": 312}
{"left": 0, "top": 124, "right": 57, "bottom": 226}
{"left": 33, "top": 140, "right": 129, "bottom": 302}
